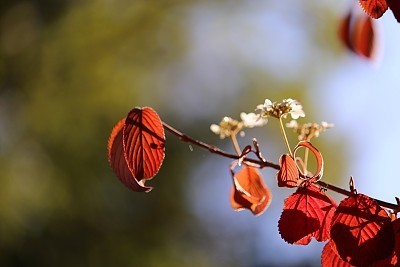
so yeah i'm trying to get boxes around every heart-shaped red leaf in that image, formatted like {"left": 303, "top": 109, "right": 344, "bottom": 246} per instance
{"left": 278, "top": 184, "right": 337, "bottom": 245}
{"left": 322, "top": 240, "right": 354, "bottom": 267}
{"left": 387, "top": 0, "right": 400, "bottom": 22}
{"left": 277, "top": 154, "right": 299, "bottom": 188}
{"left": 330, "top": 194, "right": 395, "bottom": 266}
{"left": 359, "top": 0, "right": 388, "bottom": 19}
{"left": 231, "top": 165, "right": 271, "bottom": 216}
{"left": 107, "top": 119, "right": 151, "bottom": 192}
{"left": 123, "top": 107, "right": 165, "bottom": 182}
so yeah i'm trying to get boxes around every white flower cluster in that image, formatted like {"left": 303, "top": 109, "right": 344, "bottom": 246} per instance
{"left": 286, "top": 120, "right": 334, "bottom": 140}
{"left": 210, "top": 98, "right": 305, "bottom": 139}
{"left": 256, "top": 98, "right": 305, "bottom": 120}
{"left": 210, "top": 113, "right": 267, "bottom": 139}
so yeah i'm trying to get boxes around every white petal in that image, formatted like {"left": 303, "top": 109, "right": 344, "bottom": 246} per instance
{"left": 284, "top": 98, "right": 293, "bottom": 102}
{"left": 290, "top": 110, "right": 305, "bottom": 119}
{"left": 241, "top": 112, "right": 267, "bottom": 128}
{"left": 255, "top": 104, "right": 264, "bottom": 111}
{"left": 286, "top": 120, "right": 298, "bottom": 128}
{"left": 210, "top": 124, "right": 221, "bottom": 134}
{"left": 264, "top": 99, "right": 273, "bottom": 106}
{"left": 321, "top": 121, "right": 334, "bottom": 128}
{"left": 240, "top": 112, "right": 250, "bottom": 121}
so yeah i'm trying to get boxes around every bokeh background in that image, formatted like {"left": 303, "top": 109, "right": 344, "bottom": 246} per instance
{"left": 1, "top": 1, "right": 400, "bottom": 266}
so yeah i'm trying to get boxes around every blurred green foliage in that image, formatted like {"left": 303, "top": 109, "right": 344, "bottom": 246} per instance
{"left": 0, "top": 1, "right": 346, "bottom": 266}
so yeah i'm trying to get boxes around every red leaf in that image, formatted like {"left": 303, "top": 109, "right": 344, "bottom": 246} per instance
{"left": 123, "top": 107, "right": 165, "bottom": 182}
{"left": 394, "top": 218, "right": 400, "bottom": 262}
{"left": 339, "top": 10, "right": 355, "bottom": 53}
{"left": 354, "top": 15, "right": 375, "bottom": 58}
{"left": 321, "top": 240, "right": 354, "bottom": 267}
{"left": 371, "top": 254, "right": 398, "bottom": 266}
{"left": 339, "top": 11, "right": 378, "bottom": 60}
{"left": 359, "top": 0, "right": 388, "bottom": 19}
{"left": 330, "top": 194, "right": 395, "bottom": 266}
{"left": 231, "top": 165, "right": 271, "bottom": 216}
{"left": 371, "top": 219, "right": 400, "bottom": 266}
{"left": 387, "top": 0, "right": 400, "bottom": 22}
{"left": 107, "top": 119, "right": 151, "bottom": 192}
{"left": 276, "top": 154, "right": 299, "bottom": 188}
{"left": 278, "top": 184, "right": 337, "bottom": 245}
{"left": 293, "top": 141, "right": 324, "bottom": 181}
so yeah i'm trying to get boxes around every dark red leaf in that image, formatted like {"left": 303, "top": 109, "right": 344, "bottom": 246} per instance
{"left": 330, "top": 194, "right": 395, "bottom": 266}
{"left": 278, "top": 184, "right": 337, "bottom": 245}
{"left": 371, "top": 254, "right": 398, "bottom": 266}
{"left": 359, "top": 0, "right": 388, "bottom": 19}
{"left": 276, "top": 154, "right": 299, "bottom": 188}
{"left": 231, "top": 165, "right": 271, "bottom": 216}
{"left": 372, "top": 218, "right": 400, "bottom": 266}
{"left": 123, "top": 107, "right": 165, "bottom": 182}
{"left": 354, "top": 15, "right": 375, "bottom": 58}
{"left": 321, "top": 240, "right": 354, "bottom": 267}
{"left": 394, "top": 218, "right": 400, "bottom": 262}
{"left": 339, "top": 10, "right": 355, "bottom": 53}
{"left": 387, "top": 0, "right": 400, "bottom": 22}
{"left": 293, "top": 141, "right": 324, "bottom": 181}
{"left": 107, "top": 119, "right": 151, "bottom": 192}
{"left": 338, "top": 10, "right": 378, "bottom": 61}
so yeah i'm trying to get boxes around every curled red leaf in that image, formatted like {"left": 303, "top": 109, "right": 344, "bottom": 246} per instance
{"left": 108, "top": 119, "right": 151, "bottom": 192}
{"left": 278, "top": 184, "right": 337, "bottom": 245}
{"left": 123, "top": 107, "right": 165, "bottom": 182}
{"left": 231, "top": 165, "right": 271, "bottom": 216}
{"left": 359, "top": 0, "right": 388, "bottom": 19}
{"left": 330, "top": 194, "right": 395, "bottom": 266}
{"left": 321, "top": 240, "right": 354, "bottom": 267}
{"left": 339, "top": 10, "right": 377, "bottom": 60}
{"left": 293, "top": 141, "right": 324, "bottom": 181}
{"left": 276, "top": 154, "right": 299, "bottom": 188}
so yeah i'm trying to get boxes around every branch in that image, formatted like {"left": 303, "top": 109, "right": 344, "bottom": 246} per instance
{"left": 162, "top": 121, "right": 398, "bottom": 212}
{"left": 162, "top": 122, "right": 279, "bottom": 169}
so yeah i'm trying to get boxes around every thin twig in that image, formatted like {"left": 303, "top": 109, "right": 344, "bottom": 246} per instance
{"left": 162, "top": 122, "right": 279, "bottom": 169}
{"left": 162, "top": 121, "right": 398, "bottom": 212}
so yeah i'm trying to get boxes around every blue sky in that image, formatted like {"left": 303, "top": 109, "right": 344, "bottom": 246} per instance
{"left": 314, "top": 13, "right": 400, "bottom": 203}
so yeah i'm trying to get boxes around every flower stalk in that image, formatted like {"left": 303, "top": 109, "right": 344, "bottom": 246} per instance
{"left": 231, "top": 132, "right": 241, "bottom": 156}
{"left": 279, "top": 116, "right": 293, "bottom": 156}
